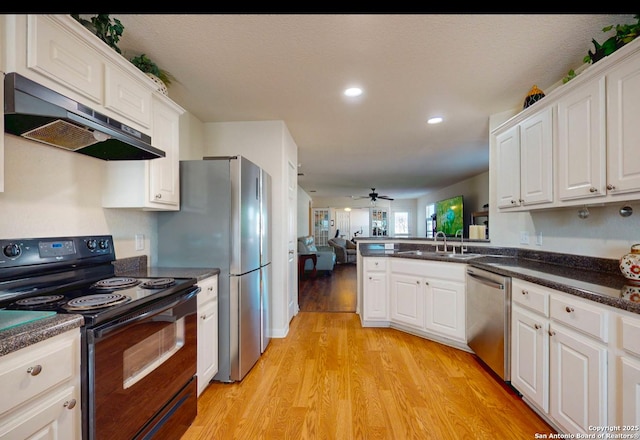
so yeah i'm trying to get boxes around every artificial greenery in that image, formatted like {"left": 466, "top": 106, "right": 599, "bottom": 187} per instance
{"left": 71, "top": 14, "right": 124, "bottom": 54}
{"left": 564, "top": 14, "right": 640, "bottom": 83}
{"left": 129, "top": 54, "right": 175, "bottom": 87}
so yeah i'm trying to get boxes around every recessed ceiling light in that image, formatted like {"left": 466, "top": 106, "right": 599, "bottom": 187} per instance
{"left": 344, "top": 87, "right": 363, "bottom": 97}
{"left": 427, "top": 117, "right": 443, "bottom": 124}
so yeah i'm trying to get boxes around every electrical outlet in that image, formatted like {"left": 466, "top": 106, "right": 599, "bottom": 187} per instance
{"left": 520, "top": 231, "right": 530, "bottom": 245}
{"left": 135, "top": 234, "right": 145, "bottom": 251}
{"left": 535, "top": 232, "right": 543, "bottom": 246}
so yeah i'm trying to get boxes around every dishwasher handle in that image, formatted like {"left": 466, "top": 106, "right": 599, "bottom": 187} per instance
{"left": 467, "top": 271, "right": 505, "bottom": 290}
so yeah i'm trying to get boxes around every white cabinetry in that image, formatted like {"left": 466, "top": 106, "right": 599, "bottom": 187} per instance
{"left": 197, "top": 275, "right": 219, "bottom": 397}
{"left": 493, "top": 37, "right": 640, "bottom": 209}
{"left": 363, "top": 258, "right": 388, "bottom": 322}
{"left": 511, "top": 279, "right": 550, "bottom": 413}
{"left": 495, "top": 106, "right": 553, "bottom": 210}
{"left": 0, "top": 328, "right": 81, "bottom": 439}
{"left": 102, "top": 96, "right": 184, "bottom": 210}
{"left": 616, "top": 313, "right": 640, "bottom": 426}
{"left": 556, "top": 76, "right": 606, "bottom": 201}
{"left": 389, "top": 258, "right": 466, "bottom": 341}
{"left": 510, "top": 280, "right": 608, "bottom": 435}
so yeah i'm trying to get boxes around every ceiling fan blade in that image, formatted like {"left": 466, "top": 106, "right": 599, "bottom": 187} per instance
{"left": 379, "top": 196, "right": 394, "bottom": 200}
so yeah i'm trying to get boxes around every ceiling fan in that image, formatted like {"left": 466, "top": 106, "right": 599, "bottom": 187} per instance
{"left": 353, "top": 188, "right": 394, "bottom": 202}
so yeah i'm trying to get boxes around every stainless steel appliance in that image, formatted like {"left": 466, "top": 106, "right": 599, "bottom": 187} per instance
{"left": 4, "top": 72, "right": 164, "bottom": 160}
{"left": 466, "top": 266, "right": 512, "bottom": 381}
{"left": 157, "top": 156, "right": 272, "bottom": 382}
{"left": 0, "top": 235, "right": 199, "bottom": 440}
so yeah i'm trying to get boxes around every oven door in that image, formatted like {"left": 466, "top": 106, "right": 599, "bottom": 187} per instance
{"left": 86, "top": 288, "right": 198, "bottom": 440}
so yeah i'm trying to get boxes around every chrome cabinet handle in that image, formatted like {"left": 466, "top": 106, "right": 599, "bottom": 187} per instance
{"left": 521, "top": 289, "right": 528, "bottom": 295}
{"left": 607, "top": 184, "right": 616, "bottom": 190}
{"left": 201, "top": 314, "right": 207, "bottom": 320}
{"left": 565, "top": 306, "right": 574, "bottom": 313}
{"left": 208, "top": 286, "right": 213, "bottom": 292}
{"left": 27, "top": 365, "right": 42, "bottom": 376}
{"left": 534, "top": 323, "right": 541, "bottom": 330}
{"left": 510, "top": 199, "right": 517, "bottom": 205}
{"left": 589, "top": 187, "right": 598, "bottom": 193}
{"left": 548, "top": 330, "right": 556, "bottom": 336}
{"left": 64, "top": 399, "right": 77, "bottom": 410}
{"left": 155, "top": 193, "right": 162, "bottom": 199}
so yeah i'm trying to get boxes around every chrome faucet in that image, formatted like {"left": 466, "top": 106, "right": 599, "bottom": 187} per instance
{"left": 455, "top": 229, "right": 467, "bottom": 255}
{"left": 434, "top": 231, "right": 448, "bottom": 253}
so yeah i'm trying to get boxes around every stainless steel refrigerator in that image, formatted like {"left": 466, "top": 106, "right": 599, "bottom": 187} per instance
{"left": 156, "top": 156, "right": 271, "bottom": 382}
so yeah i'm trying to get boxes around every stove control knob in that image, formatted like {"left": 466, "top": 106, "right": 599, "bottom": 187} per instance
{"left": 98, "top": 239, "right": 109, "bottom": 250}
{"left": 3, "top": 243, "right": 21, "bottom": 258}
{"left": 86, "top": 239, "right": 98, "bottom": 250}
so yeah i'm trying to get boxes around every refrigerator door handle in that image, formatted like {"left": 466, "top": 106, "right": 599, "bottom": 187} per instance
{"left": 256, "top": 177, "right": 259, "bottom": 201}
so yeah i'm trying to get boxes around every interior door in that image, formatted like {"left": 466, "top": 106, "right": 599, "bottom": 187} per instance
{"left": 287, "top": 160, "right": 298, "bottom": 320}
{"left": 335, "top": 210, "right": 350, "bottom": 239}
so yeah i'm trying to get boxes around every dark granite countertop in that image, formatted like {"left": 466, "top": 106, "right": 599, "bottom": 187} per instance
{"left": 0, "top": 314, "right": 84, "bottom": 357}
{"left": 359, "top": 243, "right": 639, "bottom": 314}
{"left": 113, "top": 255, "right": 219, "bottom": 282}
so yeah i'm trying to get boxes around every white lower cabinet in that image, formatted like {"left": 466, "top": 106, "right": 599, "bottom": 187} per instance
{"left": 197, "top": 275, "right": 218, "bottom": 397}
{"left": 617, "top": 313, "right": 640, "bottom": 426}
{"left": 363, "top": 258, "right": 388, "bottom": 321}
{"left": 0, "top": 328, "right": 81, "bottom": 439}
{"left": 363, "top": 257, "right": 466, "bottom": 344}
{"left": 510, "top": 279, "right": 609, "bottom": 435}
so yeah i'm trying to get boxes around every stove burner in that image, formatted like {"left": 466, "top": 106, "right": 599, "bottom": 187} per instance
{"left": 15, "top": 295, "right": 65, "bottom": 306}
{"left": 140, "top": 278, "right": 176, "bottom": 289}
{"left": 64, "top": 293, "right": 131, "bottom": 311}
{"left": 93, "top": 277, "right": 140, "bottom": 290}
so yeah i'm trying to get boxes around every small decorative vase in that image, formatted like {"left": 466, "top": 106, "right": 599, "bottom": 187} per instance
{"left": 146, "top": 73, "right": 168, "bottom": 96}
{"left": 523, "top": 85, "right": 545, "bottom": 109}
{"left": 620, "top": 244, "right": 640, "bottom": 283}
{"left": 622, "top": 283, "right": 640, "bottom": 303}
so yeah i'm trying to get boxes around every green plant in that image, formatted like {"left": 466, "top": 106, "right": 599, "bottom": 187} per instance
{"left": 563, "top": 14, "right": 640, "bottom": 83}
{"left": 129, "top": 54, "right": 175, "bottom": 87}
{"left": 71, "top": 14, "right": 124, "bottom": 54}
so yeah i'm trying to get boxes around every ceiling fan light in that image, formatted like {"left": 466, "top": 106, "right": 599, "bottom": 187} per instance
{"left": 427, "top": 116, "right": 443, "bottom": 124}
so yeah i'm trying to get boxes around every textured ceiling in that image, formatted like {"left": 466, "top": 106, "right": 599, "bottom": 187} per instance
{"left": 116, "top": 14, "right": 635, "bottom": 200}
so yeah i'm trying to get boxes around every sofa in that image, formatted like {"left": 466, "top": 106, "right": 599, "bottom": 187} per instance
{"left": 328, "top": 237, "right": 357, "bottom": 264}
{"left": 297, "top": 236, "right": 336, "bottom": 273}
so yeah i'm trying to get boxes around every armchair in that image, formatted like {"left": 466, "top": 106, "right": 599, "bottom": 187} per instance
{"left": 328, "top": 238, "right": 357, "bottom": 264}
{"left": 297, "top": 236, "right": 336, "bottom": 273}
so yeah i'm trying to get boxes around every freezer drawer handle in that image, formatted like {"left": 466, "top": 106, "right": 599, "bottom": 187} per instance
{"left": 467, "top": 272, "right": 504, "bottom": 290}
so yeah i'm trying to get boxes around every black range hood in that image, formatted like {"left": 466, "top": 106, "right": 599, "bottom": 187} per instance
{"left": 4, "top": 72, "right": 164, "bottom": 160}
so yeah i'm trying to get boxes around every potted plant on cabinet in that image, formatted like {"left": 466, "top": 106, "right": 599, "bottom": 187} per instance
{"left": 129, "top": 53, "right": 175, "bottom": 95}
{"left": 71, "top": 14, "right": 124, "bottom": 54}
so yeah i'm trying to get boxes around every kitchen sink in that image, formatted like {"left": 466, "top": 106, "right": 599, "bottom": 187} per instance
{"left": 394, "top": 250, "right": 482, "bottom": 260}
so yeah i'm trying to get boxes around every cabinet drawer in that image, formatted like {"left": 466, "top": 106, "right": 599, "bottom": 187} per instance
{"left": 550, "top": 294, "right": 608, "bottom": 342}
{"left": 0, "top": 330, "right": 78, "bottom": 416}
{"left": 198, "top": 276, "right": 218, "bottom": 305}
{"left": 512, "top": 279, "right": 549, "bottom": 316}
{"left": 621, "top": 316, "right": 640, "bottom": 357}
{"left": 365, "top": 258, "right": 387, "bottom": 272}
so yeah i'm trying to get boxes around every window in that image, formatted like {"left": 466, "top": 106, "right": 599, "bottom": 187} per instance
{"left": 393, "top": 211, "right": 409, "bottom": 236}
{"left": 425, "top": 204, "right": 435, "bottom": 238}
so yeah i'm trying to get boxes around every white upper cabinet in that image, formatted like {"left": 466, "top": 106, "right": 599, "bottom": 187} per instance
{"left": 495, "top": 106, "right": 553, "bottom": 210}
{"left": 606, "top": 52, "right": 640, "bottom": 196}
{"left": 556, "top": 76, "right": 606, "bottom": 201}
{"left": 493, "top": 37, "right": 640, "bottom": 210}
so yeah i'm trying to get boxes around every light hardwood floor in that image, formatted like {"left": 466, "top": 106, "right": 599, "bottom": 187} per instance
{"left": 182, "top": 268, "right": 555, "bottom": 440}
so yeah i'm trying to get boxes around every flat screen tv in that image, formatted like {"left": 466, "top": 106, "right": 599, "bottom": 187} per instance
{"left": 435, "top": 195, "right": 464, "bottom": 237}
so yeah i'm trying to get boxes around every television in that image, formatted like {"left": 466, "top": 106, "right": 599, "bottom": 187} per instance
{"left": 435, "top": 195, "right": 464, "bottom": 237}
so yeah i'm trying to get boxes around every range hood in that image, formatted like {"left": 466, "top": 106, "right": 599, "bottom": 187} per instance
{"left": 4, "top": 72, "right": 164, "bottom": 160}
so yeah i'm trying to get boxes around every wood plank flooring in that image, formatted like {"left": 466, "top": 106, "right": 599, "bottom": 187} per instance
{"left": 182, "top": 264, "right": 555, "bottom": 439}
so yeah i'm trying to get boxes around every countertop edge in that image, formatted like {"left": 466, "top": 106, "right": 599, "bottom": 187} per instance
{"left": 0, "top": 314, "right": 84, "bottom": 357}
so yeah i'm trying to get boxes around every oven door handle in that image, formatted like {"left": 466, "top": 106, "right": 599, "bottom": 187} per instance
{"left": 92, "top": 287, "right": 199, "bottom": 339}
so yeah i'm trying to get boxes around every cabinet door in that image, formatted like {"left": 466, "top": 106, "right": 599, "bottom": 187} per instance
{"left": 390, "top": 273, "right": 425, "bottom": 329}
{"left": 424, "top": 278, "right": 465, "bottom": 340}
{"left": 520, "top": 107, "right": 553, "bottom": 206}
{"left": 104, "top": 65, "right": 152, "bottom": 129}
{"left": 511, "top": 306, "right": 549, "bottom": 413}
{"left": 149, "top": 97, "right": 180, "bottom": 207}
{"left": 0, "top": 385, "right": 80, "bottom": 439}
{"left": 606, "top": 54, "right": 640, "bottom": 195}
{"left": 556, "top": 76, "right": 606, "bottom": 201}
{"left": 549, "top": 325, "right": 607, "bottom": 434}
{"left": 495, "top": 125, "right": 521, "bottom": 209}
{"left": 620, "top": 356, "right": 640, "bottom": 426}
{"left": 197, "top": 299, "right": 218, "bottom": 396}
{"left": 363, "top": 271, "right": 387, "bottom": 321}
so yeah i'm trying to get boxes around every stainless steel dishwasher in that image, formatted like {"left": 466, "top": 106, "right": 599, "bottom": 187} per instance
{"left": 466, "top": 267, "right": 512, "bottom": 382}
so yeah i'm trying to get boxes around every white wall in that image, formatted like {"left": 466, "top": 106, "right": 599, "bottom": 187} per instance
{"left": 0, "top": 135, "right": 156, "bottom": 259}
{"left": 203, "top": 120, "right": 297, "bottom": 338}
